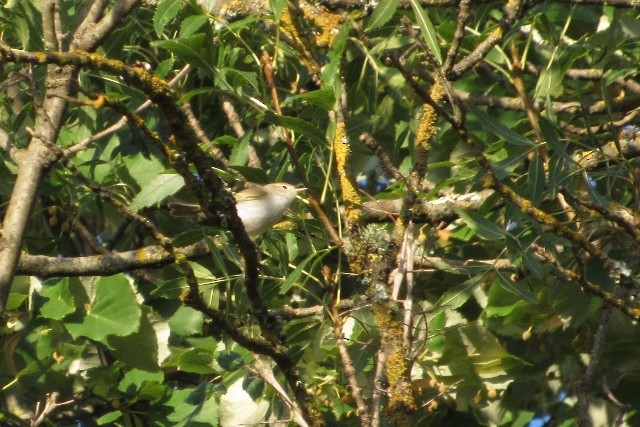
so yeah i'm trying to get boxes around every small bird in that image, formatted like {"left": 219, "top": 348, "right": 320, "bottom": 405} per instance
{"left": 169, "top": 183, "right": 304, "bottom": 237}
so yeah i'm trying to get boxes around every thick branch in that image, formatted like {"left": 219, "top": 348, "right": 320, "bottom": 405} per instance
{"left": 15, "top": 247, "right": 518, "bottom": 278}
{"left": 15, "top": 242, "right": 209, "bottom": 277}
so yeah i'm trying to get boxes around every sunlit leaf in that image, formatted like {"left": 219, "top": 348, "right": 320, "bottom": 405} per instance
{"left": 130, "top": 173, "right": 185, "bottom": 210}
{"left": 180, "top": 15, "right": 208, "bottom": 38}
{"left": 269, "top": 0, "right": 287, "bottom": 20}
{"left": 153, "top": 34, "right": 211, "bottom": 71}
{"left": 409, "top": 0, "right": 442, "bottom": 64}
{"left": 40, "top": 278, "right": 76, "bottom": 320}
{"left": 454, "top": 208, "right": 506, "bottom": 240}
{"left": 262, "top": 111, "right": 326, "bottom": 144}
{"left": 64, "top": 275, "right": 141, "bottom": 341}
{"left": 535, "top": 63, "right": 563, "bottom": 100}
{"left": 109, "top": 310, "right": 161, "bottom": 371}
{"left": 495, "top": 271, "right": 538, "bottom": 304}
{"left": 282, "top": 89, "right": 337, "bottom": 111}
{"left": 527, "top": 150, "right": 545, "bottom": 206}
{"left": 437, "top": 274, "right": 486, "bottom": 309}
{"left": 367, "top": 0, "right": 399, "bottom": 30}
{"left": 469, "top": 105, "right": 534, "bottom": 146}
{"left": 153, "top": 0, "right": 180, "bottom": 36}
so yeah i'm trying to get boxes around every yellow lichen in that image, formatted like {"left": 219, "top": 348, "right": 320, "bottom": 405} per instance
{"left": 373, "top": 302, "right": 417, "bottom": 421}
{"left": 135, "top": 248, "right": 153, "bottom": 262}
{"left": 297, "top": 0, "right": 343, "bottom": 47}
{"left": 416, "top": 84, "right": 444, "bottom": 149}
{"left": 334, "top": 120, "right": 361, "bottom": 229}
{"left": 92, "top": 94, "right": 107, "bottom": 109}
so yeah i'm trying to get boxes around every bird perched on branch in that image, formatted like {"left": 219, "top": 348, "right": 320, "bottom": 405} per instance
{"left": 169, "top": 183, "right": 304, "bottom": 237}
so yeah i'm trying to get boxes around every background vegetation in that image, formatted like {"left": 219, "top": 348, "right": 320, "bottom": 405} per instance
{"left": 1, "top": 0, "right": 640, "bottom": 425}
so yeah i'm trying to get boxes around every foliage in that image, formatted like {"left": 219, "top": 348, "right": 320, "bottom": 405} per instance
{"left": 1, "top": 0, "right": 640, "bottom": 426}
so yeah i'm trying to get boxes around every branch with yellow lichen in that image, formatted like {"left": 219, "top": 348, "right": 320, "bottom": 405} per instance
{"left": 278, "top": 0, "right": 344, "bottom": 74}
{"left": 0, "top": 43, "right": 323, "bottom": 426}
{"left": 450, "top": 111, "right": 640, "bottom": 321}
{"left": 334, "top": 118, "right": 362, "bottom": 232}
{"left": 382, "top": 17, "right": 640, "bottom": 322}
{"left": 56, "top": 148, "right": 287, "bottom": 356}
{"left": 533, "top": 245, "right": 640, "bottom": 320}
{"left": 372, "top": 82, "right": 445, "bottom": 425}
{"left": 447, "top": 0, "right": 525, "bottom": 81}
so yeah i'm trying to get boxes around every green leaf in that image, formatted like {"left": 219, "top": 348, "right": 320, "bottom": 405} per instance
{"left": 123, "top": 153, "right": 165, "bottom": 190}
{"left": 212, "top": 135, "right": 239, "bottom": 146}
{"left": 262, "top": 111, "right": 326, "bottom": 145}
{"left": 130, "top": 173, "right": 185, "bottom": 210}
{"left": 459, "top": 323, "right": 528, "bottom": 373}
{"left": 282, "top": 88, "right": 337, "bottom": 111}
{"left": 168, "top": 305, "right": 204, "bottom": 336}
{"left": 280, "top": 249, "right": 332, "bottom": 294}
{"left": 495, "top": 271, "right": 538, "bottom": 304}
{"left": 229, "top": 135, "right": 250, "bottom": 166}
{"left": 166, "top": 384, "right": 220, "bottom": 425}
{"left": 97, "top": 411, "right": 123, "bottom": 425}
{"left": 527, "top": 150, "right": 545, "bottom": 206}
{"left": 64, "top": 275, "right": 141, "bottom": 342}
{"left": 118, "top": 368, "right": 164, "bottom": 394}
{"left": 270, "top": 0, "right": 287, "bottom": 20}
{"left": 153, "top": 0, "right": 180, "bottom": 36}
{"left": 153, "top": 34, "right": 211, "bottom": 71}
{"left": 154, "top": 58, "right": 176, "bottom": 79}
{"left": 189, "top": 393, "right": 219, "bottom": 423}
{"left": 454, "top": 208, "right": 506, "bottom": 240}
{"left": 108, "top": 310, "right": 161, "bottom": 370}
{"left": 321, "top": 19, "right": 352, "bottom": 87}
{"left": 280, "top": 254, "right": 313, "bottom": 294}
{"left": 285, "top": 232, "right": 299, "bottom": 260}
{"left": 163, "top": 347, "right": 217, "bottom": 374}
{"left": 469, "top": 105, "right": 534, "bottom": 146}
{"left": 178, "top": 87, "right": 214, "bottom": 103}
{"left": 367, "top": 0, "right": 399, "bottom": 30}
{"left": 437, "top": 274, "right": 486, "bottom": 309}
{"left": 228, "top": 166, "right": 269, "bottom": 184}
{"left": 40, "top": 279, "right": 76, "bottom": 320}
{"left": 180, "top": 15, "right": 208, "bottom": 38}
{"left": 535, "top": 63, "right": 563, "bottom": 100}
{"left": 523, "top": 248, "right": 545, "bottom": 279}
{"left": 409, "top": 0, "right": 442, "bottom": 64}
{"left": 216, "top": 68, "right": 259, "bottom": 93}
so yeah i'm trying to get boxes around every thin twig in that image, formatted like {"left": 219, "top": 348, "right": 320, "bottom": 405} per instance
{"left": 575, "top": 303, "right": 613, "bottom": 427}
{"left": 219, "top": 94, "right": 262, "bottom": 168}
{"left": 359, "top": 132, "right": 403, "bottom": 181}
{"left": 601, "top": 376, "right": 631, "bottom": 427}
{"left": 31, "top": 392, "right": 74, "bottom": 427}
{"left": 443, "top": 0, "right": 470, "bottom": 73}
{"left": 371, "top": 348, "right": 388, "bottom": 427}
{"left": 402, "top": 222, "right": 416, "bottom": 354}
{"left": 181, "top": 101, "right": 229, "bottom": 168}
{"left": 328, "top": 274, "right": 371, "bottom": 426}
{"left": 448, "top": 0, "right": 524, "bottom": 80}
{"left": 245, "top": 356, "right": 310, "bottom": 427}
